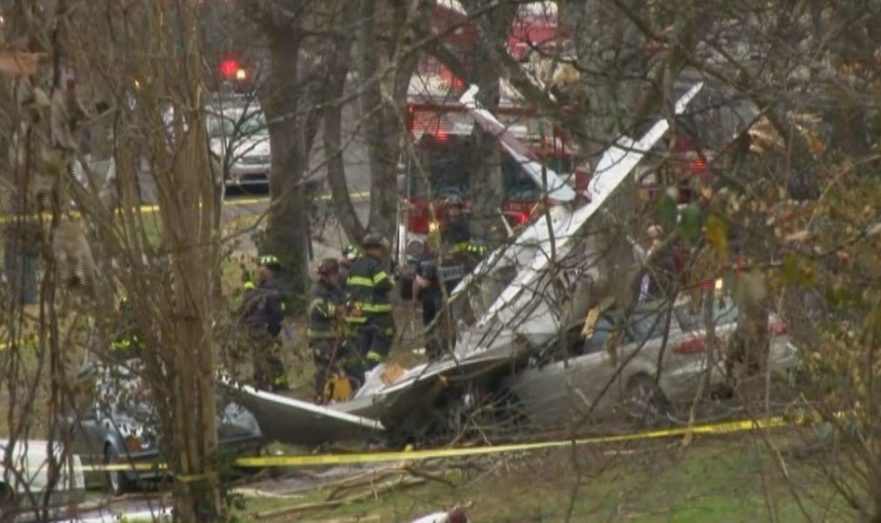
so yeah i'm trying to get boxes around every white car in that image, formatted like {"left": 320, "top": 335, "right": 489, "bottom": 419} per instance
{"left": 0, "top": 439, "right": 85, "bottom": 520}
{"left": 206, "top": 106, "right": 271, "bottom": 187}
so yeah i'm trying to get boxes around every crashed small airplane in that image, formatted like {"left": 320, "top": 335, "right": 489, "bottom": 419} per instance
{"left": 228, "top": 82, "right": 705, "bottom": 445}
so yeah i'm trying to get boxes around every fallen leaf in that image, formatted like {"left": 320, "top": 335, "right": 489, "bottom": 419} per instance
{"left": 0, "top": 49, "right": 44, "bottom": 76}
{"left": 784, "top": 230, "right": 809, "bottom": 243}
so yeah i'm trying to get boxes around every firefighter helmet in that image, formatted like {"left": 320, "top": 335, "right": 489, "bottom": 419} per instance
{"left": 258, "top": 254, "right": 281, "bottom": 269}
{"left": 342, "top": 244, "right": 361, "bottom": 261}
{"left": 361, "top": 232, "right": 387, "bottom": 250}
{"left": 444, "top": 195, "right": 464, "bottom": 208}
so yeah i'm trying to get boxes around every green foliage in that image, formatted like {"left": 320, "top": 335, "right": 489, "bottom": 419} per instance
{"left": 704, "top": 212, "right": 728, "bottom": 264}
{"left": 656, "top": 191, "right": 678, "bottom": 232}
{"left": 679, "top": 202, "right": 702, "bottom": 243}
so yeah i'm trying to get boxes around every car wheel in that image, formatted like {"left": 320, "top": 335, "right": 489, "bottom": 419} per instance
{"left": 104, "top": 444, "right": 131, "bottom": 496}
{"left": 0, "top": 482, "right": 14, "bottom": 512}
{"left": 624, "top": 374, "right": 668, "bottom": 428}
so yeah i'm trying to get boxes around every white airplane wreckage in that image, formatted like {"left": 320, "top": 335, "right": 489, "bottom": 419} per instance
{"left": 226, "top": 81, "right": 711, "bottom": 445}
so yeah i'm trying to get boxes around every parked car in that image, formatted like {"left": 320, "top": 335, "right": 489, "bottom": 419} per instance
{"left": 206, "top": 105, "right": 271, "bottom": 188}
{"left": 68, "top": 362, "right": 263, "bottom": 495}
{"left": 505, "top": 296, "right": 797, "bottom": 429}
{"left": 0, "top": 439, "right": 85, "bottom": 521}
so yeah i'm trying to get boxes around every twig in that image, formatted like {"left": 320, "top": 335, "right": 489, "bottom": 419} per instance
{"left": 255, "top": 477, "right": 426, "bottom": 520}
{"left": 402, "top": 464, "right": 456, "bottom": 488}
{"left": 325, "top": 468, "right": 406, "bottom": 501}
{"left": 302, "top": 516, "right": 380, "bottom": 523}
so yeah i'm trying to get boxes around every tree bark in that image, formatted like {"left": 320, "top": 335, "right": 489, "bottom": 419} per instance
{"left": 323, "top": 1, "right": 366, "bottom": 244}
{"left": 462, "top": 0, "right": 516, "bottom": 246}
{"left": 358, "top": 0, "right": 418, "bottom": 241}
{"left": 151, "top": 1, "right": 222, "bottom": 519}
{"left": 260, "top": 29, "right": 310, "bottom": 305}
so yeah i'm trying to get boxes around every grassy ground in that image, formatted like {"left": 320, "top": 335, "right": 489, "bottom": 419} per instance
{"left": 238, "top": 430, "right": 851, "bottom": 523}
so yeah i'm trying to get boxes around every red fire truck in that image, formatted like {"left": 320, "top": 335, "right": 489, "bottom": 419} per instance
{"left": 397, "top": 81, "right": 578, "bottom": 249}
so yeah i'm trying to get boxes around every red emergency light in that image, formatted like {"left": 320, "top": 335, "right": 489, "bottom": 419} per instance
{"left": 220, "top": 58, "right": 239, "bottom": 77}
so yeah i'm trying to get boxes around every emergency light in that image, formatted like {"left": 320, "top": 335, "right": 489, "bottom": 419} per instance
{"left": 220, "top": 58, "right": 239, "bottom": 77}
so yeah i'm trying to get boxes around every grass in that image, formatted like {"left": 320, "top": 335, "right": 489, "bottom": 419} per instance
{"left": 237, "top": 431, "right": 852, "bottom": 523}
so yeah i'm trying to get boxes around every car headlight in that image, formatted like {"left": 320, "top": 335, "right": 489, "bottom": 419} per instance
{"left": 124, "top": 435, "right": 147, "bottom": 452}
{"left": 117, "top": 422, "right": 155, "bottom": 451}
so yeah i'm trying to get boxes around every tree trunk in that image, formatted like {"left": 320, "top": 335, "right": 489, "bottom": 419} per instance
{"left": 152, "top": 2, "right": 222, "bottom": 519}
{"left": 260, "top": 31, "right": 309, "bottom": 306}
{"left": 358, "top": 0, "right": 417, "bottom": 241}
{"left": 464, "top": 0, "right": 515, "bottom": 247}
{"left": 324, "top": 1, "right": 365, "bottom": 244}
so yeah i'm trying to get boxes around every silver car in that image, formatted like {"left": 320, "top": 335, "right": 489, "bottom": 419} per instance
{"left": 69, "top": 363, "right": 263, "bottom": 496}
{"left": 207, "top": 106, "right": 271, "bottom": 187}
{"left": 505, "top": 297, "right": 797, "bottom": 430}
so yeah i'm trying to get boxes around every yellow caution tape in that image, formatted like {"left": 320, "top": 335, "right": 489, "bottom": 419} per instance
{"left": 0, "top": 335, "right": 40, "bottom": 352}
{"left": 0, "top": 191, "right": 370, "bottom": 224}
{"left": 235, "top": 416, "right": 790, "bottom": 468}
{"left": 79, "top": 415, "right": 796, "bottom": 473}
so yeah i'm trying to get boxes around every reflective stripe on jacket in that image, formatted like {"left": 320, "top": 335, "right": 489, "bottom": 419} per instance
{"left": 345, "top": 255, "right": 393, "bottom": 320}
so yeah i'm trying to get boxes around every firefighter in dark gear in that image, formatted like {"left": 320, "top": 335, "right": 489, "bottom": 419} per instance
{"left": 239, "top": 254, "right": 287, "bottom": 391}
{"left": 112, "top": 297, "right": 141, "bottom": 361}
{"left": 346, "top": 233, "right": 394, "bottom": 372}
{"left": 308, "top": 258, "right": 351, "bottom": 402}
{"left": 413, "top": 241, "right": 442, "bottom": 328}
{"left": 441, "top": 195, "right": 471, "bottom": 255}
{"left": 243, "top": 255, "right": 288, "bottom": 312}
{"left": 338, "top": 244, "right": 361, "bottom": 289}
{"left": 413, "top": 237, "right": 465, "bottom": 360}
{"left": 441, "top": 195, "right": 486, "bottom": 271}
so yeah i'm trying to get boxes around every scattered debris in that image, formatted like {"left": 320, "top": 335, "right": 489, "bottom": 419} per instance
{"left": 302, "top": 517, "right": 380, "bottom": 523}
{"left": 255, "top": 476, "right": 426, "bottom": 520}
{"left": 230, "top": 487, "right": 304, "bottom": 499}
{"left": 410, "top": 506, "right": 469, "bottom": 523}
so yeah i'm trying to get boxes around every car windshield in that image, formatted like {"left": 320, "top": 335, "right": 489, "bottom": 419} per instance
{"left": 628, "top": 307, "right": 670, "bottom": 344}
{"left": 207, "top": 111, "right": 267, "bottom": 139}
{"left": 582, "top": 316, "right": 616, "bottom": 354}
{"left": 673, "top": 298, "right": 739, "bottom": 331}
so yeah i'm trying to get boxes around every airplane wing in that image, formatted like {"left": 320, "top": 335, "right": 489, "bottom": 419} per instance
{"left": 461, "top": 83, "right": 705, "bottom": 355}
{"left": 222, "top": 383, "right": 385, "bottom": 446}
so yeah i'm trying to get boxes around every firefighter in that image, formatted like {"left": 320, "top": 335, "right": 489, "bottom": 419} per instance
{"left": 308, "top": 258, "right": 350, "bottom": 402}
{"left": 112, "top": 297, "right": 141, "bottom": 361}
{"left": 413, "top": 239, "right": 449, "bottom": 360}
{"left": 441, "top": 195, "right": 486, "bottom": 269}
{"left": 346, "top": 233, "right": 394, "bottom": 372}
{"left": 338, "top": 244, "right": 361, "bottom": 289}
{"left": 244, "top": 255, "right": 288, "bottom": 312}
{"left": 239, "top": 254, "right": 288, "bottom": 391}
{"left": 413, "top": 240, "right": 440, "bottom": 328}
{"left": 441, "top": 195, "right": 471, "bottom": 255}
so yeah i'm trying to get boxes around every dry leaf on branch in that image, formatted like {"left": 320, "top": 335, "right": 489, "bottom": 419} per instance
{"left": 0, "top": 48, "right": 44, "bottom": 76}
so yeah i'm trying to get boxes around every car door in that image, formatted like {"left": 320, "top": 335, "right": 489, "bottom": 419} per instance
{"left": 68, "top": 366, "right": 105, "bottom": 463}
{"left": 504, "top": 317, "right": 613, "bottom": 428}
{"left": 663, "top": 299, "right": 739, "bottom": 400}
{"left": 557, "top": 316, "right": 628, "bottom": 421}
